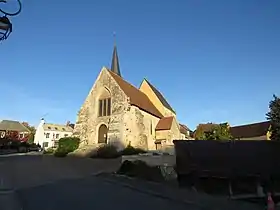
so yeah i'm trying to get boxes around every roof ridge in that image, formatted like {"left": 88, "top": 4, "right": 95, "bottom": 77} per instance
{"left": 143, "top": 79, "right": 176, "bottom": 114}
{"left": 231, "top": 121, "right": 269, "bottom": 128}
{"left": 107, "top": 70, "right": 163, "bottom": 118}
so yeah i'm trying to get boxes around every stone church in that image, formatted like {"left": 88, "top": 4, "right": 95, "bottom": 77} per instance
{"left": 73, "top": 45, "right": 192, "bottom": 151}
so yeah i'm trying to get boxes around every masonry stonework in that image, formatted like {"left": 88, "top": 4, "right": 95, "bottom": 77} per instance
{"left": 74, "top": 67, "right": 128, "bottom": 147}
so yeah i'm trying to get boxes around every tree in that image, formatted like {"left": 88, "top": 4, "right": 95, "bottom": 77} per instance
{"left": 194, "top": 123, "right": 232, "bottom": 140}
{"left": 210, "top": 123, "right": 233, "bottom": 140}
{"left": 266, "top": 94, "right": 280, "bottom": 141}
{"left": 22, "top": 122, "right": 36, "bottom": 144}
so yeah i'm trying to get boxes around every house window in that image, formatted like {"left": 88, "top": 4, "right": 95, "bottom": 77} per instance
{"left": 98, "top": 98, "right": 111, "bottom": 117}
{"left": 62, "top": 128, "right": 65, "bottom": 131}
{"left": 56, "top": 134, "right": 59, "bottom": 139}
{"left": 46, "top": 133, "right": 50, "bottom": 138}
{"left": 150, "top": 121, "right": 153, "bottom": 135}
{"left": 19, "top": 134, "right": 24, "bottom": 138}
{"left": 54, "top": 141, "right": 59, "bottom": 148}
{"left": 64, "top": 134, "right": 68, "bottom": 137}
{"left": 43, "top": 142, "right": 49, "bottom": 148}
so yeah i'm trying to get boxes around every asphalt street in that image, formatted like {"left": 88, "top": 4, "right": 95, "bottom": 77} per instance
{"left": 0, "top": 154, "right": 266, "bottom": 210}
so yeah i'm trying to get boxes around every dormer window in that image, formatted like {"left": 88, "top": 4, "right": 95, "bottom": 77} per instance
{"left": 55, "top": 127, "right": 58, "bottom": 130}
{"left": 48, "top": 127, "right": 51, "bottom": 129}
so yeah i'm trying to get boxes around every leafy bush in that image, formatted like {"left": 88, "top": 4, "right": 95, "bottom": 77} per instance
{"left": 57, "top": 137, "right": 80, "bottom": 154}
{"left": 43, "top": 148, "right": 55, "bottom": 154}
{"left": 54, "top": 149, "right": 68, "bottom": 157}
{"left": 117, "top": 160, "right": 164, "bottom": 182}
{"left": 91, "top": 144, "right": 120, "bottom": 159}
{"left": 119, "top": 145, "right": 146, "bottom": 156}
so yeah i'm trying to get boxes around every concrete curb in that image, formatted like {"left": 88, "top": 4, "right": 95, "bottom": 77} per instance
{"left": 95, "top": 173, "right": 265, "bottom": 210}
{"left": 95, "top": 173, "right": 213, "bottom": 209}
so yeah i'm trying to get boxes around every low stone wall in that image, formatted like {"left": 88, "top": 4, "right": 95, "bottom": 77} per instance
{"left": 121, "top": 154, "right": 176, "bottom": 167}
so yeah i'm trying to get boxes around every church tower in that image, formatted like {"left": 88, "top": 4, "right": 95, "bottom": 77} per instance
{"left": 111, "top": 44, "right": 121, "bottom": 77}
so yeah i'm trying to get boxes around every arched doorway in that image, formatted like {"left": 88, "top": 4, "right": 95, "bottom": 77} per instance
{"left": 98, "top": 124, "right": 108, "bottom": 144}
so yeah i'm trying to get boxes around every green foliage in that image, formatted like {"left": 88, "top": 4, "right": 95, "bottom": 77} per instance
{"left": 91, "top": 145, "right": 148, "bottom": 159}
{"left": 91, "top": 144, "right": 119, "bottom": 159}
{"left": 195, "top": 123, "right": 232, "bottom": 140}
{"left": 266, "top": 94, "right": 280, "bottom": 141}
{"left": 54, "top": 150, "right": 68, "bottom": 157}
{"left": 120, "top": 145, "right": 146, "bottom": 156}
{"left": 211, "top": 123, "right": 233, "bottom": 140}
{"left": 22, "top": 122, "right": 36, "bottom": 143}
{"left": 57, "top": 137, "right": 80, "bottom": 154}
{"left": 194, "top": 128, "right": 206, "bottom": 140}
{"left": 117, "top": 160, "right": 164, "bottom": 182}
{"left": 43, "top": 148, "right": 55, "bottom": 154}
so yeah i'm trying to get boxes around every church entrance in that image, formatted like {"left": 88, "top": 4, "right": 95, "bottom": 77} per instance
{"left": 98, "top": 124, "right": 108, "bottom": 144}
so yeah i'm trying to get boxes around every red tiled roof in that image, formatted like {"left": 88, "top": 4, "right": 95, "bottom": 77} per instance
{"left": 108, "top": 70, "right": 163, "bottom": 118}
{"left": 155, "top": 116, "right": 174, "bottom": 131}
{"left": 230, "top": 121, "right": 270, "bottom": 139}
{"left": 179, "top": 123, "right": 191, "bottom": 134}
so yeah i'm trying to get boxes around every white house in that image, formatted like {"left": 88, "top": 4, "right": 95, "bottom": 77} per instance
{"left": 34, "top": 118, "right": 74, "bottom": 149}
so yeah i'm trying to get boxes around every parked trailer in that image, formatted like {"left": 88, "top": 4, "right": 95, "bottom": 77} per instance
{"left": 173, "top": 140, "right": 280, "bottom": 202}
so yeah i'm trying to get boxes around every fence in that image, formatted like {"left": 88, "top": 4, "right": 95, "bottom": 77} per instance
{"left": 173, "top": 140, "right": 280, "bottom": 196}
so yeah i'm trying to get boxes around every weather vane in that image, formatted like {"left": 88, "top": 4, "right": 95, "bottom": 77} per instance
{"left": 0, "top": 0, "right": 22, "bottom": 41}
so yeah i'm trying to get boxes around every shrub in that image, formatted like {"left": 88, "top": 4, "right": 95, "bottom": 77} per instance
{"left": 57, "top": 137, "right": 80, "bottom": 154}
{"left": 91, "top": 144, "right": 120, "bottom": 159}
{"left": 117, "top": 160, "right": 164, "bottom": 182}
{"left": 54, "top": 149, "right": 68, "bottom": 158}
{"left": 43, "top": 148, "right": 55, "bottom": 154}
{"left": 119, "top": 145, "right": 146, "bottom": 156}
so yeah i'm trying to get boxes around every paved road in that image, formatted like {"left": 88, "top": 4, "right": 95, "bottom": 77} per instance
{"left": 0, "top": 155, "right": 265, "bottom": 210}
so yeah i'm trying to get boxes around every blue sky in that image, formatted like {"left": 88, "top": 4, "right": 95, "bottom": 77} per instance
{"left": 1, "top": 0, "right": 279, "bottom": 130}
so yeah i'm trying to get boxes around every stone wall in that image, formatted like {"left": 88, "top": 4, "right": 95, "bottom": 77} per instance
{"left": 74, "top": 67, "right": 128, "bottom": 147}
{"left": 123, "top": 106, "right": 160, "bottom": 151}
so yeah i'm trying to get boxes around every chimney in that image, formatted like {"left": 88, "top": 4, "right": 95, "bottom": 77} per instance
{"left": 40, "top": 118, "right": 45, "bottom": 125}
{"left": 66, "top": 121, "right": 70, "bottom": 126}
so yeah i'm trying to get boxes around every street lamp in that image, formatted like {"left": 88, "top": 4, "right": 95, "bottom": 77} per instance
{"left": 0, "top": 0, "right": 22, "bottom": 41}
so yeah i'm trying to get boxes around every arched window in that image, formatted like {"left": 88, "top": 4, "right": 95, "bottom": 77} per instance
{"left": 98, "top": 88, "right": 111, "bottom": 117}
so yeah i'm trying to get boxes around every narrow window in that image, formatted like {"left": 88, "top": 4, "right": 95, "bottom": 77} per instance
{"left": 103, "top": 99, "right": 107, "bottom": 116}
{"left": 107, "top": 98, "right": 111, "bottom": 116}
{"left": 98, "top": 100, "right": 102, "bottom": 117}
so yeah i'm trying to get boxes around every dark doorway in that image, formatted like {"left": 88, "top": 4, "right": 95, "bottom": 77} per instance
{"left": 98, "top": 124, "right": 108, "bottom": 144}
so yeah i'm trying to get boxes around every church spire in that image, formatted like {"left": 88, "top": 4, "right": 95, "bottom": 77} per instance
{"left": 111, "top": 33, "right": 121, "bottom": 77}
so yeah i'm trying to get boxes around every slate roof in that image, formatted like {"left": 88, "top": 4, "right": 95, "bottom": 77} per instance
{"left": 144, "top": 79, "right": 176, "bottom": 114}
{"left": 155, "top": 116, "right": 174, "bottom": 131}
{"left": 43, "top": 123, "right": 74, "bottom": 132}
{"left": 111, "top": 45, "right": 121, "bottom": 77}
{"left": 0, "top": 120, "right": 30, "bottom": 132}
{"left": 230, "top": 121, "right": 270, "bottom": 139}
{"left": 108, "top": 70, "right": 163, "bottom": 118}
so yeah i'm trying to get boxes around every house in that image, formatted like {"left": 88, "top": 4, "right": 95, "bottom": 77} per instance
{"left": 179, "top": 124, "right": 193, "bottom": 139}
{"left": 73, "top": 44, "right": 192, "bottom": 151}
{"left": 0, "top": 120, "right": 30, "bottom": 141}
{"left": 230, "top": 121, "right": 271, "bottom": 140}
{"left": 34, "top": 119, "right": 74, "bottom": 149}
